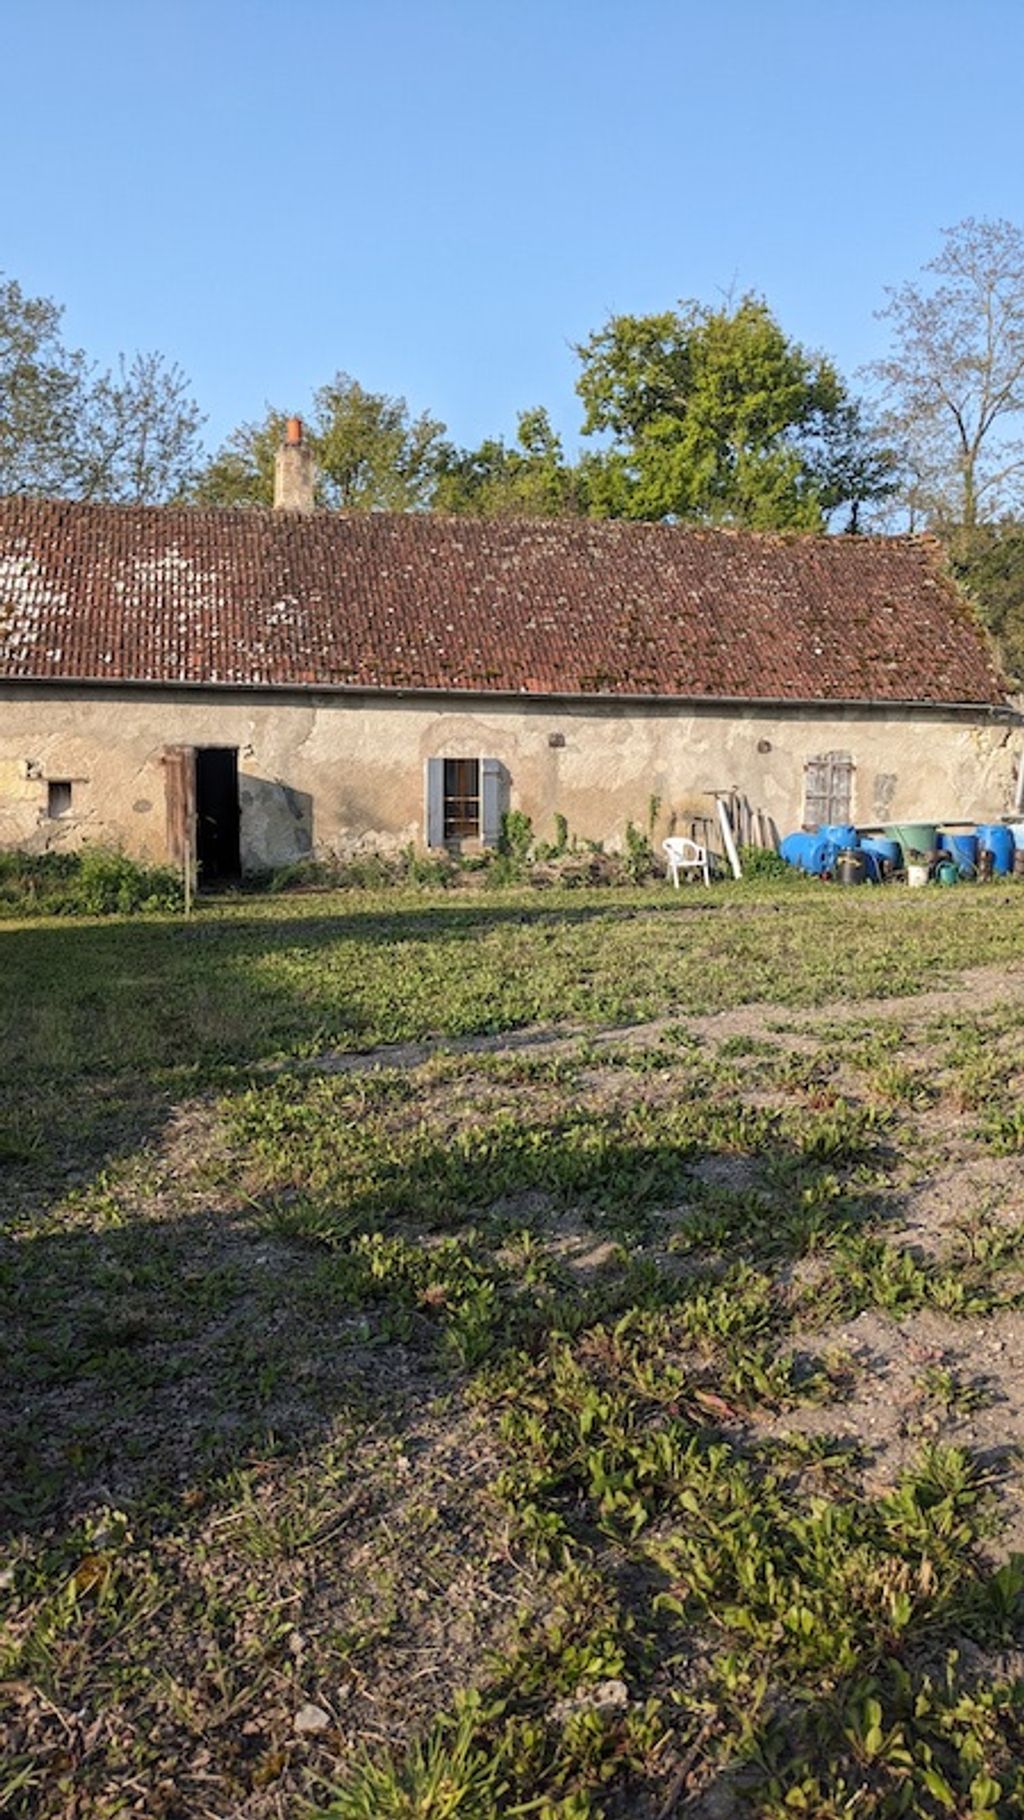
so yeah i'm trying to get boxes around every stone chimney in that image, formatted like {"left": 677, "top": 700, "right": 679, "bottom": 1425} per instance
{"left": 273, "top": 416, "right": 316, "bottom": 511}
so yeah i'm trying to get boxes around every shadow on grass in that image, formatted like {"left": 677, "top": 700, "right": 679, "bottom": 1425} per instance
{"left": 0, "top": 894, "right": 709, "bottom": 1081}
{"left": 0, "top": 894, "right": 898, "bottom": 1547}
{"left": 0, "top": 1093, "right": 889, "bottom": 1545}
{"left": 0, "top": 1200, "right": 411, "bottom": 1539}
{"left": 0, "top": 896, "right": 674, "bottom": 1237}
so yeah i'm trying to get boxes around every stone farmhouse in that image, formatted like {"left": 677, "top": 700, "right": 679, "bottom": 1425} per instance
{"left": 0, "top": 425, "right": 1019, "bottom": 879}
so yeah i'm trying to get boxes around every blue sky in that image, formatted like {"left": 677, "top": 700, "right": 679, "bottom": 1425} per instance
{"left": 3, "top": 0, "right": 1022, "bottom": 460}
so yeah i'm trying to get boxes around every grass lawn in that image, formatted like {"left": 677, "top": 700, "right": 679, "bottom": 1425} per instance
{"left": 4, "top": 879, "right": 1024, "bottom": 1817}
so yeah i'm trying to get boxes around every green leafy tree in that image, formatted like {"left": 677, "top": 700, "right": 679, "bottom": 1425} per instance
{"left": 430, "top": 434, "right": 510, "bottom": 514}
{"left": 0, "top": 274, "right": 88, "bottom": 494}
{"left": 315, "top": 373, "right": 445, "bottom": 510}
{"left": 192, "top": 410, "right": 286, "bottom": 507}
{"left": 814, "top": 399, "right": 901, "bottom": 533}
{"left": 76, "top": 351, "right": 205, "bottom": 505}
{"left": 433, "top": 407, "right": 584, "bottom": 516}
{"left": 574, "top": 295, "right": 890, "bottom": 530}
{"left": 948, "top": 521, "right": 1024, "bottom": 682}
{"left": 195, "top": 375, "right": 446, "bottom": 511}
{"left": 1, "top": 273, "right": 204, "bottom": 503}
{"left": 871, "top": 217, "right": 1024, "bottom": 531}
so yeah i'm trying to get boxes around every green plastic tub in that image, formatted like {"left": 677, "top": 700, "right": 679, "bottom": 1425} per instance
{"left": 885, "top": 823, "right": 938, "bottom": 861}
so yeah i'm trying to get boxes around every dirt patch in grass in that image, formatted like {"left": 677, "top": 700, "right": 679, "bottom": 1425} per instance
{"left": 749, "top": 1305, "right": 1024, "bottom": 1544}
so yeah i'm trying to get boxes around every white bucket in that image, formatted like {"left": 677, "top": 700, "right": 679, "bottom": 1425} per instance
{"left": 907, "top": 863, "right": 929, "bottom": 888}
{"left": 1009, "top": 822, "right": 1024, "bottom": 852}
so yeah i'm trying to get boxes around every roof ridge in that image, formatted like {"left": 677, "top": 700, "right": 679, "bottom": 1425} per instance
{"left": 0, "top": 493, "right": 946, "bottom": 546}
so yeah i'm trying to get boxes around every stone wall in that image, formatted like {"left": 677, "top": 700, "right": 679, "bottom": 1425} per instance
{"left": 0, "top": 684, "right": 1019, "bottom": 870}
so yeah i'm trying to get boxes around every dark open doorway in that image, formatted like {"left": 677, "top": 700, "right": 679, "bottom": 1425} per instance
{"left": 195, "top": 747, "right": 241, "bottom": 882}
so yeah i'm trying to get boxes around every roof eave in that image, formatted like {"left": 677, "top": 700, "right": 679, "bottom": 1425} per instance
{"left": 0, "top": 672, "right": 1016, "bottom": 717}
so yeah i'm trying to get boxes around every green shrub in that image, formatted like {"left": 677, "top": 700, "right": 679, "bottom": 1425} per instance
{"left": 485, "top": 811, "right": 536, "bottom": 887}
{"left": 253, "top": 848, "right": 458, "bottom": 892}
{"left": 265, "top": 859, "right": 333, "bottom": 891}
{"left": 0, "top": 848, "right": 78, "bottom": 908}
{"left": 69, "top": 848, "right": 184, "bottom": 914}
{"left": 401, "top": 846, "right": 457, "bottom": 888}
{"left": 623, "top": 820, "right": 655, "bottom": 883}
{"left": 738, "top": 844, "right": 793, "bottom": 880}
{"left": 0, "top": 846, "right": 184, "bottom": 917}
{"left": 499, "top": 810, "right": 534, "bottom": 863}
{"left": 535, "top": 812, "right": 574, "bottom": 864}
{"left": 339, "top": 852, "right": 403, "bottom": 890}
{"left": 622, "top": 797, "right": 662, "bottom": 884}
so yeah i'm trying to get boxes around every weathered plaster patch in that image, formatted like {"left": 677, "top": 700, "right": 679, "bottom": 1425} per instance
{"left": 873, "top": 772, "right": 897, "bottom": 817}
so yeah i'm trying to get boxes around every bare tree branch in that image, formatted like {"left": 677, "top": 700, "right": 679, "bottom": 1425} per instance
{"left": 868, "top": 217, "right": 1024, "bottom": 529}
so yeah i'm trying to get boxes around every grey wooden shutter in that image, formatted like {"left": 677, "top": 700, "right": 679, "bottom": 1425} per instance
{"left": 480, "top": 758, "right": 503, "bottom": 848}
{"left": 425, "top": 757, "right": 445, "bottom": 846}
{"left": 828, "top": 753, "right": 853, "bottom": 822}
{"left": 804, "top": 755, "right": 827, "bottom": 828}
{"left": 804, "top": 751, "right": 852, "bottom": 827}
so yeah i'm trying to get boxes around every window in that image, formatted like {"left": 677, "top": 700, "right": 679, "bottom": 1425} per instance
{"left": 425, "top": 757, "right": 505, "bottom": 847}
{"left": 443, "top": 758, "right": 480, "bottom": 839}
{"left": 47, "top": 780, "right": 73, "bottom": 819}
{"left": 803, "top": 751, "right": 853, "bottom": 827}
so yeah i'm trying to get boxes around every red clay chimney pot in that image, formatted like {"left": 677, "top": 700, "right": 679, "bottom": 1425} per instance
{"left": 286, "top": 416, "right": 303, "bottom": 446}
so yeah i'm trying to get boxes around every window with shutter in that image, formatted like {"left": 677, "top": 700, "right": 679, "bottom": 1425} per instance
{"left": 443, "top": 758, "right": 480, "bottom": 838}
{"left": 803, "top": 751, "right": 853, "bottom": 827}
{"left": 423, "top": 757, "right": 505, "bottom": 847}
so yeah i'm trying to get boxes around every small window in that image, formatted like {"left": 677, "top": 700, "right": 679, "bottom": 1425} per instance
{"left": 804, "top": 751, "right": 853, "bottom": 827}
{"left": 47, "top": 780, "right": 73, "bottom": 819}
{"left": 443, "top": 758, "right": 480, "bottom": 839}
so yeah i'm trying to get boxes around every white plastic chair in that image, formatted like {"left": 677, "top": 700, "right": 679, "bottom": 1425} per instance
{"left": 663, "top": 835, "right": 711, "bottom": 888}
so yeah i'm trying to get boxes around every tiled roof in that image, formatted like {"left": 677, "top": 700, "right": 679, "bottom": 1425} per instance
{"left": 0, "top": 497, "right": 1008, "bottom": 706}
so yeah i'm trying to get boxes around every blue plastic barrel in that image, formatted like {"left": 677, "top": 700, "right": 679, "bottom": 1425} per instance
{"left": 976, "top": 824, "right": 1015, "bottom": 876}
{"left": 819, "top": 824, "right": 858, "bottom": 850}
{"left": 861, "top": 837, "right": 901, "bottom": 871}
{"left": 780, "top": 833, "right": 834, "bottom": 875}
{"left": 938, "top": 831, "right": 978, "bottom": 874}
